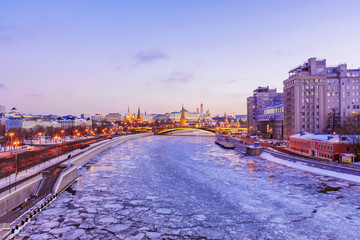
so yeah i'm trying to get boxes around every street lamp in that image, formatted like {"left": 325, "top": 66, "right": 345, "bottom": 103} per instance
{"left": 38, "top": 132, "right": 43, "bottom": 144}
{"left": 13, "top": 140, "right": 20, "bottom": 191}
{"left": 9, "top": 132, "right": 14, "bottom": 155}
{"left": 7, "top": 133, "right": 14, "bottom": 193}
{"left": 61, "top": 129, "right": 65, "bottom": 140}
{"left": 54, "top": 135, "right": 59, "bottom": 159}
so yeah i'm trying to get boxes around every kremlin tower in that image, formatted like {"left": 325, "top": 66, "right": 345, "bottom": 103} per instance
{"left": 125, "top": 106, "right": 132, "bottom": 122}
{"left": 180, "top": 105, "right": 186, "bottom": 127}
{"left": 136, "top": 106, "right": 143, "bottom": 124}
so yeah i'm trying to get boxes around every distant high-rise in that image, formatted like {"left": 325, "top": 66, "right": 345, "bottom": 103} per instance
{"left": 283, "top": 58, "right": 360, "bottom": 139}
{"left": 247, "top": 86, "right": 283, "bottom": 134}
{"left": 0, "top": 105, "right": 5, "bottom": 117}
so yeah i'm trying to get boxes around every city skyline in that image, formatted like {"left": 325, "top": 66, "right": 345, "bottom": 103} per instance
{"left": 1, "top": 1, "right": 360, "bottom": 115}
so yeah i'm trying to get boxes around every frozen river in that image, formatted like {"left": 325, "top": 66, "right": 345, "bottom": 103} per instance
{"left": 14, "top": 136, "right": 360, "bottom": 239}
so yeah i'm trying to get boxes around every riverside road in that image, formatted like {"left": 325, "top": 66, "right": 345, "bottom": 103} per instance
{"left": 13, "top": 136, "right": 360, "bottom": 239}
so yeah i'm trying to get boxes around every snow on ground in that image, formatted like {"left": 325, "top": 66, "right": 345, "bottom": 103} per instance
{"left": 261, "top": 152, "right": 360, "bottom": 184}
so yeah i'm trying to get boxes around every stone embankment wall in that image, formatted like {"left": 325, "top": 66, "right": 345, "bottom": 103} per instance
{"left": 0, "top": 176, "right": 42, "bottom": 218}
{"left": 52, "top": 166, "right": 77, "bottom": 194}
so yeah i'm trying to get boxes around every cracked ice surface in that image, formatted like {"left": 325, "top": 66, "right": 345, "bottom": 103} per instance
{"left": 14, "top": 136, "right": 360, "bottom": 239}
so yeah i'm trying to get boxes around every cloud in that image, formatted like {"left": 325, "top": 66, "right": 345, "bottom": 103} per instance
{"left": 28, "top": 93, "right": 44, "bottom": 97}
{"left": 274, "top": 50, "right": 292, "bottom": 56}
{"left": 144, "top": 82, "right": 152, "bottom": 91}
{"left": 0, "top": 83, "right": 6, "bottom": 89}
{"left": 163, "top": 71, "right": 193, "bottom": 84}
{"left": 114, "top": 65, "right": 122, "bottom": 71}
{"left": 135, "top": 49, "right": 167, "bottom": 64}
{"left": 226, "top": 77, "right": 247, "bottom": 83}
{"left": 225, "top": 79, "right": 238, "bottom": 84}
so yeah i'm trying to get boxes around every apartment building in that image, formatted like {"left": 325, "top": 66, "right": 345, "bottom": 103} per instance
{"left": 0, "top": 105, "right": 5, "bottom": 117}
{"left": 247, "top": 86, "right": 283, "bottom": 134}
{"left": 290, "top": 132, "right": 357, "bottom": 162}
{"left": 283, "top": 58, "right": 360, "bottom": 139}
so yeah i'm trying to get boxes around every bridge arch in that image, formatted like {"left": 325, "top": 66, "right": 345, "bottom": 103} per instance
{"left": 156, "top": 127, "right": 215, "bottom": 135}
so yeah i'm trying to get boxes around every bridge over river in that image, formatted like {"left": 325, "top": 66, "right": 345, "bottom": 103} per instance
{"left": 12, "top": 136, "right": 360, "bottom": 239}
{"left": 152, "top": 126, "right": 247, "bottom": 135}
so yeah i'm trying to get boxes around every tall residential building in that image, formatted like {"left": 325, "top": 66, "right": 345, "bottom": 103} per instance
{"left": 0, "top": 105, "right": 5, "bottom": 117}
{"left": 247, "top": 86, "right": 283, "bottom": 134}
{"left": 283, "top": 57, "right": 360, "bottom": 139}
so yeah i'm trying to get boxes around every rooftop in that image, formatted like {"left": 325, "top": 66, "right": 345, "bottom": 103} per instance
{"left": 259, "top": 103, "right": 283, "bottom": 111}
{"left": 290, "top": 132, "right": 359, "bottom": 143}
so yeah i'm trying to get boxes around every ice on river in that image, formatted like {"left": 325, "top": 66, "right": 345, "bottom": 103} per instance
{"left": 14, "top": 136, "right": 360, "bottom": 239}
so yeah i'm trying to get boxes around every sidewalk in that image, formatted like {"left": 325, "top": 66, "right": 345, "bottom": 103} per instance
{"left": 0, "top": 146, "right": 36, "bottom": 159}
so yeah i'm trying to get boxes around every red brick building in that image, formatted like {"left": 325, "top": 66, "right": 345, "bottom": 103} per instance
{"left": 289, "top": 132, "right": 357, "bottom": 161}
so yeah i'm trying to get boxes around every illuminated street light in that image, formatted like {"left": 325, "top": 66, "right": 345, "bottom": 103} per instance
{"left": 38, "top": 132, "right": 43, "bottom": 144}
{"left": 13, "top": 140, "right": 20, "bottom": 191}
{"left": 9, "top": 132, "right": 14, "bottom": 155}
{"left": 54, "top": 135, "right": 59, "bottom": 158}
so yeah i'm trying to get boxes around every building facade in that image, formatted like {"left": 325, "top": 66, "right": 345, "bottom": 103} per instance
{"left": 106, "top": 113, "right": 122, "bottom": 122}
{"left": 59, "top": 118, "right": 92, "bottom": 129}
{"left": 289, "top": 132, "right": 357, "bottom": 161}
{"left": 90, "top": 114, "right": 106, "bottom": 122}
{"left": 247, "top": 86, "right": 283, "bottom": 135}
{"left": 5, "top": 118, "right": 55, "bottom": 130}
{"left": 81, "top": 113, "right": 90, "bottom": 119}
{"left": 0, "top": 105, "right": 5, "bottom": 117}
{"left": 283, "top": 58, "right": 360, "bottom": 139}
{"left": 257, "top": 103, "right": 284, "bottom": 139}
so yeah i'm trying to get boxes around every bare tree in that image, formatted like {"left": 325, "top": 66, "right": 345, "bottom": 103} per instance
{"left": 325, "top": 108, "right": 341, "bottom": 134}
{"left": 0, "top": 125, "right": 5, "bottom": 137}
{"left": 339, "top": 116, "right": 360, "bottom": 159}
